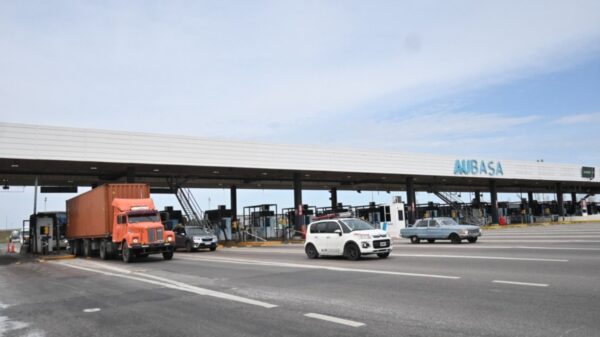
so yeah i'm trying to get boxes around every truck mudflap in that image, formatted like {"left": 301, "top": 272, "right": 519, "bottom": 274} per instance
{"left": 130, "top": 243, "right": 174, "bottom": 255}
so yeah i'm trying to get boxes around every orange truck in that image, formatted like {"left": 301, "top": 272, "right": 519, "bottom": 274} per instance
{"left": 66, "top": 184, "right": 175, "bottom": 262}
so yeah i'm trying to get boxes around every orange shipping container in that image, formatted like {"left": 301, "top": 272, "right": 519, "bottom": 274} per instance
{"left": 66, "top": 184, "right": 150, "bottom": 239}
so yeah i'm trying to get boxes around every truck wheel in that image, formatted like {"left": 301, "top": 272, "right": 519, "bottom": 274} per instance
{"left": 83, "top": 239, "right": 92, "bottom": 258}
{"left": 344, "top": 242, "right": 361, "bottom": 261}
{"left": 467, "top": 237, "right": 478, "bottom": 243}
{"left": 99, "top": 241, "right": 108, "bottom": 260}
{"left": 162, "top": 251, "right": 174, "bottom": 260}
{"left": 450, "top": 233, "right": 462, "bottom": 244}
{"left": 122, "top": 242, "right": 134, "bottom": 263}
{"left": 73, "top": 240, "right": 82, "bottom": 257}
{"left": 427, "top": 239, "right": 435, "bottom": 243}
{"left": 410, "top": 236, "right": 421, "bottom": 244}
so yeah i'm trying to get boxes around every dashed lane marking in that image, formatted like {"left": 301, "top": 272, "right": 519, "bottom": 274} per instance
{"left": 492, "top": 280, "right": 549, "bottom": 287}
{"left": 304, "top": 313, "right": 365, "bottom": 327}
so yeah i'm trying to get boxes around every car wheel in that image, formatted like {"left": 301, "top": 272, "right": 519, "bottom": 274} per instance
{"left": 122, "top": 241, "right": 134, "bottom": 263}
{"left": 186, "top": 241, "right": 193, "bottom": 253}
{"left": 427, "top": 239, "right": 435, "bottom": 244}
{"left": 377, "top": 252, "right": 390, "bottom": 258}
{"left": 410, "top": 236, "right": 421, "bottom": 244}
{"left": 344, "top": 242, "right": 361, "bottom": 261}
{"left": 99, "top": 241, "right": 108, "bottom": 260}
{"left": 162, "top": 251, "right": 174, "bottom": 260}
{"left": 210, "top": 246, "right": 217, "bottom": 252}
{"left": 468, "top": 237, "right": 478, "bottom": 243}
{"left": 450, "top": 233, "right": 462, "bottom": 244}
{"left": 305, "top": 244, "right": 319, "bottom": 259}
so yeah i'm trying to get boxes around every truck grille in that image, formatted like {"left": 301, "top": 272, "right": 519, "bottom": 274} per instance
{"left": 148, "top": 229, "right": 156, "bottom": 242}
{"left": 373, "top": 239, "right": 391, "bottom": 248}
{"left": 146, "top": 228, "right": 164, "bottom": 243}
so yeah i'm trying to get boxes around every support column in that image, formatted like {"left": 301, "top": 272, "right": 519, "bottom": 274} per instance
{"left": 474, "top": 190, "right": 481, "bottom": 206}
{"left": 556, "top": 183, "right": 564, "bottom": 216}
{"left": 126, "top": 166, "right": 136, "bottom": 183}
{"left": 528, "top": 191, "right": 535, "bottom": 215}
{"left": 406, "top": 177, "right": 416, "bottom": 225}
{"left": 293, "top": 173, "right": 303, "bottom": 231}
{"left": 571, "top": 192, "right": 577, "bottom": 215}
{"left": 230, "top": 185, "right": 237, "bottom": 224}
{"left": 490, "top": 180, "right": 499, "bottom": 224}
{"left": 330, "top": 187, "right": 338, "bottom": 212}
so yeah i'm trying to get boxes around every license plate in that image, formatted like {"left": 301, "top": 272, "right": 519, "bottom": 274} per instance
{"left": 380, "top": 242, "right": 387, "bottom": 247}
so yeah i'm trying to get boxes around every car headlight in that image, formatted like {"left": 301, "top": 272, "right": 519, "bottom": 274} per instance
{"left": 167, "top": 236, "right": 173, "bottom": 242}
{"left": 354, "top": 234, "right": 371, "bottom": 240}
{"left": 132, "top": 238, "right": 139, "bottom": 244}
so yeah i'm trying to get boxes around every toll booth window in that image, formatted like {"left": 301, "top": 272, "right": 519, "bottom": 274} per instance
{"left": 397, "top": 211, "right": 404, "bottom": 221}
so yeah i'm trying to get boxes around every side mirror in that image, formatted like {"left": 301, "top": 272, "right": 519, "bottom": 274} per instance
{"left": 334, "top": 229, "right": 342, "bottom": 236}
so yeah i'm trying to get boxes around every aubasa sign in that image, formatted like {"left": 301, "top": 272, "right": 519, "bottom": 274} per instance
{"left": 454, "top": 159, "right": 504, "bottom": 176}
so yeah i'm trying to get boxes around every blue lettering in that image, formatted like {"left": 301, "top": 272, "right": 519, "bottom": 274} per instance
{"left": 496, "top": 162, "right": 504, "bottom": 176}
{"left": 488, "top": 161, "right": 495, "bottom": 175}
{"left": 470, "top": 160, "right": 478, "bottom": 174}
{"left": 479, "top": 161, "right": 487, "bottom": 175}
{"left": 454, "top": 160, "right": 463, "bottom": 175}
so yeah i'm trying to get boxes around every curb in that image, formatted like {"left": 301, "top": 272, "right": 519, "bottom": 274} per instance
{"left": 37, "top": 255, "right": 76, "bottom": 262}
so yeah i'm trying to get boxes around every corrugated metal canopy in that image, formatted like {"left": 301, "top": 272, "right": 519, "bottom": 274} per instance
{"left": 1, "top": 122, "right": 599, "bottom": 193}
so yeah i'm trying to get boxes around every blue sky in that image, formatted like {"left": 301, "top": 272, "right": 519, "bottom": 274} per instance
{"left": 1, "top": 1, "right": 600, "bottom": 228}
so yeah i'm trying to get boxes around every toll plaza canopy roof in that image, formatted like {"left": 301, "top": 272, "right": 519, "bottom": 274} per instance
{"left": 1, "top": 122, "right": 598, "bottom": 194}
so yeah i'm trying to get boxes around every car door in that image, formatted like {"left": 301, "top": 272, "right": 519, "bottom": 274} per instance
{"left": 427, "top": 219, "right": 443, "bottom": 239}
{"left": 323, "top": 221, "right": 343, "bottom": 255}
{"left": 175, "top": 227, "right": 187, "bottom": 248}
{"left": 309, "top": 222, "right": 328, "bottom": 254}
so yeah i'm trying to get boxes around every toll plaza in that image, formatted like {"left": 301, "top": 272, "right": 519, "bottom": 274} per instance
{"left": 1, "top": 122, "right": 599, "bottom": 240}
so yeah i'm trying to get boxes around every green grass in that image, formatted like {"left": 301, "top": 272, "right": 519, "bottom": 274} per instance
{"left": 0, "top": 230, "right": 16, "bottom": 244}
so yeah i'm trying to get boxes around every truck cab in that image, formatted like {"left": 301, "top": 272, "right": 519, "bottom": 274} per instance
{"left": 112, "top": 198, "right": 175, "bottom": 262}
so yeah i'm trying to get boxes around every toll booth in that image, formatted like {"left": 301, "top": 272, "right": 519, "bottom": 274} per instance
{"left": 159, "top": 206, "right": 184, "bottom": 231}
{"left": 29, "top": 212, "right": 66, "bottom": 254}
{"left": 386, "top": 197, "right": 406, "bottom": 238}
{"left": 315, "top": 203, "right": 351, "bottom": 217}
{"left": 205, "top": 205, "right": 234, "bottom": 241}
{"left": 243, "top": 204, "right": 278, "bottom": 241}
{"left": 282, "top": 204, "right": 316, "bottom": 238}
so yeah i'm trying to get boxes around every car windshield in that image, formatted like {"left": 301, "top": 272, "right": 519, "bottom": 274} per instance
{"left": 439, "top": 218, "right": 460, "bottom": 226}
{"left": 128, "top": 212, "right": 160, "bottom": 223}
{"left": 340, "top": 219, "right": 374, "bottom": 231}
{"left": 186, "top": 227, "right": 211, "bottom": 236}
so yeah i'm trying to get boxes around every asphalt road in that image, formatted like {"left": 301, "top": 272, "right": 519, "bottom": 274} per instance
{"left": 1, "top": 223, "right": 599, "bottom": 337}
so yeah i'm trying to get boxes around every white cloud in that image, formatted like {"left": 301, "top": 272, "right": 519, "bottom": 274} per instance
{"left": 553, "top": 112, "right": 600, "bottom": 124}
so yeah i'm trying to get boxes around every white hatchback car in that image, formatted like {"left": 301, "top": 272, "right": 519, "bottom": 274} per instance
{"left": 304, "top": 217, "right": 392, "bottom": 260}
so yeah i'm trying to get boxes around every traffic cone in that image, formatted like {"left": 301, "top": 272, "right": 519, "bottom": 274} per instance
{"left": 7, "top": 242, "right": 14, "bottom": 254}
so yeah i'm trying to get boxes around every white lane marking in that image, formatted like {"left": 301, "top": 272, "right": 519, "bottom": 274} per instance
{"left": 392, "top": 244, "right": 600, "bottom": 251}
{"left": 469, "top": 240, "right": 600, "bottom": 243}
{"left": 83, "top": 308, "right": 101, "bottom": 313}
{"left": 54, "top": 261, "right": 277, "bottom": 309}
{"left": 492, "top": 280, "right": 549, "bottom": 287}
{"left": 176, "top": 255, "right": 460, "bottom": 280}
{"left": 392, "top": 254, "right": 568, "bottom": 262}
{"left": 304, "top": 313, "right": 365, "bottom": 327}
{"left": 479, "top": 235, "right": 600, "bottom": 239}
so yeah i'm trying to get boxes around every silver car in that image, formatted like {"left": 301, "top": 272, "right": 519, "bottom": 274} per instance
{"left": 400, "top": 217, "right": 481, "bottom": 244}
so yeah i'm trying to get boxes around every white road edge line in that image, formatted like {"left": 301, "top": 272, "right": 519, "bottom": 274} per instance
{"left": 304, "top": 313, "right": 365, "bottom": 328}
{"left": 393, "top": 254, "right": 568, "bottom": 262}
{"left": 54, "top": 261, "right": 278, "bottom": 309}
{"left": 176, "top": 255, "right": 461, "bottom": 280}
{"left": 492, "top": 280, "right": 549, "bottom": 287}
